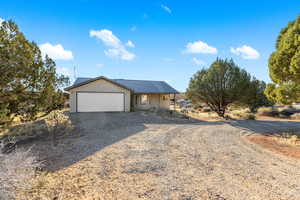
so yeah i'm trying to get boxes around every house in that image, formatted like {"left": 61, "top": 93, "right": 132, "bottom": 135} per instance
{"left": 65, "top": 76, "right": 179, "bottom": 112}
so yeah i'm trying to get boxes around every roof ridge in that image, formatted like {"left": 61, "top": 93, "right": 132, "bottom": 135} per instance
{"left": 113, "top": 78, "right": 164, "bottom": 82}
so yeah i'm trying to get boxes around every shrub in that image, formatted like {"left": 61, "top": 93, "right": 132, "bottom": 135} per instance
{"left": 278, "top": 106, "right": 298, "bottom": 116}
{"left": 257, "top": 107, "right": 279, "bottom": 117}
{"left": 0, "top": 145, "right": 43, "bottom": 199}
{"left": 45, "top": 110, "right": 73, "bottom": 134}
{"left": 246, "top": 113, "right": 256, "bottom": 120}
{"left": 291, "top": 113, "right": 300, "bottom": 120}
{"left": 275, "top": 132, "right": 300, "bottom": 146}
{"left": 230, "top": 109, "right": 256, "bottom": 120}
{"left": 202, "top": 107, "right": 211, "bottom": 112}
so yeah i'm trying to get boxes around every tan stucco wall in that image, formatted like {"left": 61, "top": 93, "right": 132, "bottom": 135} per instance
{"left": 134, "top": 94, "right": 171, "bottom": 110}
{"left": 68, "top": 79, "right": 131, "bottom": 112}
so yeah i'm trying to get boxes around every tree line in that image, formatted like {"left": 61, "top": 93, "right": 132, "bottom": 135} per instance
{"left": 0, "top": 20, "right": 69, "bottom": 126}
{"left": 187, "top": 15, "right": 300, "bottom": 117}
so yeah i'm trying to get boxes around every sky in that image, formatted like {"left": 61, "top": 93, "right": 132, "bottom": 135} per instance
{"left": 1, "top": 1, "right": 300, "bottom": 92}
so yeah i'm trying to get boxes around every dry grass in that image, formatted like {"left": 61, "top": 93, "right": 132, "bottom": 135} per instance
{"left": 0, "top": 111, "right": 75, "bottom": 199}
{"left": 0, "top": 145, "right": 43, "bottom": 200}
{"left": 9, "top": 111, "right": 300, "bottom": 200}
{"left": 274, "top": 132, "right": 300, "bottom": 146}
{"left": 0, "top": 110, "right": 74, "bottom": 151}
{"left": 228, "top": 108, "right": 256, "bottom": 120}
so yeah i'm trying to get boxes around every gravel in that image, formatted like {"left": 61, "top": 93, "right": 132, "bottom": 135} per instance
{"left": 26, "top": 112, "right": 300, "bottom": 200}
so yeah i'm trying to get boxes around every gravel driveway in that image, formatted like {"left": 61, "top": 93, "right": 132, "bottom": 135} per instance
{"left": 30, "top": 112, "right": 300, "bottom": 200}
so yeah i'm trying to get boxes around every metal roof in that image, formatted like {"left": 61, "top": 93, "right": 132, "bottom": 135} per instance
{"left": 67, "top": 77, "right": 179, "bottom": 94}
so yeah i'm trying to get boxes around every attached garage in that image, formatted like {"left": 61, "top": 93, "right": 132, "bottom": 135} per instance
{"left": 65, "top": 77, "right": 132, "bottom": 113}
{"left": 77, "top": 92, "right": 125, "bottom": 112}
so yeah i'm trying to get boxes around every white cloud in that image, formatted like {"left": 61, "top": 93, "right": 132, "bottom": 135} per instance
{"left": 161, "top": 4, "right": 172, "bottom": 14}
{"left": 90, "top": 29, "right": 121, "bottom": 48}
{"left": 0, "top": 18, "right": 4, "bottom": 24}
{"left": 90, "top": 29, "right": 136, "bottom": 61}
{"left": 230, "top": 45, "right": 260, "bottom": 59}
{"left": 192, "top": 57, "right": 206, "bottom": 66}
{"left": 39, "top": 43, "right": 73, "bottom": 60}
{"left": 183, "top": 41, "right": 217, "bottom": 54}
{"left": 104, "top": 48, "right": 135, "bottom": 61}
{"left": 125, "top": 40, "right": 135, "bottom": 48}
{"left": 96, "top": 63, "right": 103, "bottom": 68}
{"left": 130, "top": 26, "right": 137, "bottom": 32}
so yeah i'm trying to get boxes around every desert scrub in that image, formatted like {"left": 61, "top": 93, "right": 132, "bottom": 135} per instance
{"left": 291, "top": 113, "right": 300, "bottom": 120}
{"left": 0, "top": 145, "right": 43, "bottom": 200}
{"left": 0, "top": 110, "right": 74, "bottom": 149}
{"left": 229, "top": 108, "right": 255, "bottom": 120}
{"left": 45, "top": 110, "right": 73, "bottom": 134}
{"left": 44, "top": 110, "right": 74, "bottom": 146}
{"left": 256, "top": 106, "right": 279, "bottom": 117}
{"left": 246, "top": 113, "right": 256, "bottom": 120}
{"left": 275, "top": 132, "right": 300, "bottom": 146}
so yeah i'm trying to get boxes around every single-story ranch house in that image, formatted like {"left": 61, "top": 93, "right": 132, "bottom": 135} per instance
{"left": 65, "top": 76, "right": 179, "bottom": 112}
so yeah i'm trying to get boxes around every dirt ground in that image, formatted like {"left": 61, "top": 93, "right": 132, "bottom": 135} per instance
{"left": 21, "top": 112, "right": 300, "bottom": 200}
{"left": 246, "top": 135, "right": 300, "bottom": 160}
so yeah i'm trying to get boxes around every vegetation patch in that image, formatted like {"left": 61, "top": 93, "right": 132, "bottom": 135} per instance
{"left": 0, "top": 110, "right": 74, "bottom": 153}
{"left": 0, "top": 146, "right": 43, "bottom": 200}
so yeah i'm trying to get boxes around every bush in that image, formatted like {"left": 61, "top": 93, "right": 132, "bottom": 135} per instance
{"left": 291, "top": 113, "right": 300, "bottom": 120}
{"left": 0, "top": 145, "right": 43, "bottom": 199}
{"left": 275, "top": 132, "right": 300, "bottom": 146}
{"left": 257, "top": 107, "right": 279, "bottom": 117}
{"left": 246, "top": 113, "right": 256, "bottom": 120}
{"left": 202, "top": 107, "right": 211, "bottom": 112}
{"left": 230, "top": 109, "right": 255, "bottom": 120}
{"left": 278, "top": 106, "right": 298, "bottom": 116}
{"left": 45, "top": 110, "right": 73, "bottom": 134}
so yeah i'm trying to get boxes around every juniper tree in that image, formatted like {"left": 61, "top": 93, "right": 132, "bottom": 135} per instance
{"left": 0, "top": 20, "right": 69, "bottom": 125}
{"left": 186, "top": 58, "right": 251, "bottom": 117}
{"left": 265, "top": 15, "right": 300, "bottom": 104}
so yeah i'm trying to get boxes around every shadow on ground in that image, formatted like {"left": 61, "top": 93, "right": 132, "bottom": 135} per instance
{"left": 228, "top": 119, "right": 300, "bottom": 135}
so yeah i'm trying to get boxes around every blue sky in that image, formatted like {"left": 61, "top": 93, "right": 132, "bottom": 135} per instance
{"left": 1, "top": 1, "right": 300, "bottom": 92}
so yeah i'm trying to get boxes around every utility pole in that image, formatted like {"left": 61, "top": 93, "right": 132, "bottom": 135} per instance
{"left": 73, "top": 66, "right": 77, "bottom": 80}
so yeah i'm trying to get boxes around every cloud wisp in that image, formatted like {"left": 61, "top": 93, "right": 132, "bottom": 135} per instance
{"left": 90, "top": 29, "right": 135, "bottom": 61}
{"left": 126, "top": 40, "right": 135, "bottom": 48}
{"left": 161, "top": 4, "right": 172, "bottom": 14}
{"left": 192, "top": 57, "right": 206, "bottom": 66}
{"left": 230, "top": 45, "right": 260, "bottom": 59}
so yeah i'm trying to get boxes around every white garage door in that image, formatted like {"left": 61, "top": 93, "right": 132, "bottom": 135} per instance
{"left": 77, "top": 92, "right": 124, "bottom": 112}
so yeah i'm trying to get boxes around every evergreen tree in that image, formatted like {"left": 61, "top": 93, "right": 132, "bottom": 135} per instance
{"left": 0, "top": 20, "right": 69, "bottom": 125}
{"left": 265, "top": 15, "right": 300, "bottom": 104}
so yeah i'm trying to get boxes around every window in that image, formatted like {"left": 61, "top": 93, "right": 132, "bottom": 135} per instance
{"left": 140, "top": 95, "right": 148, "bottom": 104}
{"left": 162, "top": 95, "right": 167, "bottom": 101}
